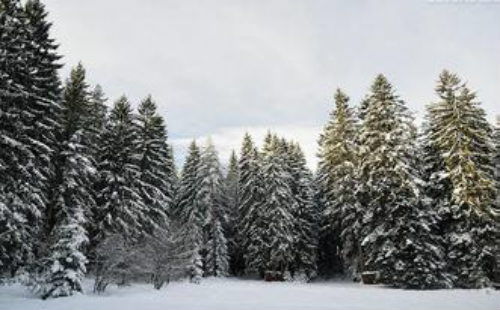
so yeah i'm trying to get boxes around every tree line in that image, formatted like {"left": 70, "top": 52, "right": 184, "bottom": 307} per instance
{"left": 1, "top": 0, "right": 499, "bottom": 300}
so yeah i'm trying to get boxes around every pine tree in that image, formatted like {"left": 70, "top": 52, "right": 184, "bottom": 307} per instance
{"left": 312, "top": 166, "right": 339, "bottom": 277}
{"left": 176, "top": 141, "right": 204, "bottom": 283}
{"left": 358, "top": 74, "right": 447, "bottom": 288}
{"left": 425, "top": 70, "right": 498, "bottom": 288}
{"left": 165, "top": 145, "right": 178, "bottom": 217}
{"left": 23, "top": 1, "right": 63, "bottom": 264}
{"left": 43, "top": 63, "right": 90, "bottom": 234}
{"left": 0, "top": 0, "right": 45, "bottom": 277}
{"left": 34, "top": 134, "right": 91, "bottom": 298}
{"left": 224, "top": 150, "right": 242, "bottom": 275}
{"left": 96, "top": 96, "right": 145, "bottom": 242}
{"left": 23, "top": 0, "right": 62, "bottom": 211}
{"left": 287, "top": 143, "right": 318, "bottom": 280}
{"left": 197, "top": 140, "right": 229, "bottom": 277}
{"left": 317, "top": 89, "right": 360, "bottom": 279}
{"left": 259, "top": 134, "right": 295, "bottom": 279}
{"left": 238, "top": 134, "right": 265, "bottom": 276}
{"left": 135, "top": 95, "right": 172, "bottom": 235}
{"left": 31, "top": 64, "right": 95, "bottom": 298}
{"left": 84, "top": 84, "right": 108, "bottom": 252}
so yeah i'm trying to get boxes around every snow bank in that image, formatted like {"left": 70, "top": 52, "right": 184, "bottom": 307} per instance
{"left": 0, "top": 277, "right": 498, "bottom": 310}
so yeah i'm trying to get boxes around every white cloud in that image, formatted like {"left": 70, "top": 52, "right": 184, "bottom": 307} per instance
{"left": 44, "top": 0, "right": 500, "bottom": 169}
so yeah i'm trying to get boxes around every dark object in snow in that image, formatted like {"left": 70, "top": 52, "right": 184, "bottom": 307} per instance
{"left": 361, "top": 271, "right": 378, "bottom": 284}
{"left": 264, "top": 271, "right": 284, "bottom": 282}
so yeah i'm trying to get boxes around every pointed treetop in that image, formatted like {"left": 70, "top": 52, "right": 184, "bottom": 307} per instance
{"left": 138, "top": 95, "right": 157, "bottom": 116}
{"left": 436, "top": 69, "right": 462, "bottom": 94}
{"left": 91, "top": 84, "right": 107, "bottom": 100}
{"left": 111, "top": 95, "right": 132, "bottom": 119}
{"left": 370, "top": 74, "right": 393, "bottom": 95}
{"left": 229, "top": 149, "right": 238, "bottom": 165}
{"left": 334, "top": 88, "right": 349, "bottom": 107}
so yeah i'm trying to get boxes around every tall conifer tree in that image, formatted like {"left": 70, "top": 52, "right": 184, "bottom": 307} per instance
{"left": 0, "top": 0, "right": 55, "bottom": 277}
{"left": 197, "top": 140, "right": 229, "bottom": 277}
{"left": 318, "top": 89, "right": 360, "bottom": 279}
{"left": 288, "top": 143, "right": 318, "bottom": 280}
{"left": 425, "top": 70, "right": 498, "bottom": 287}
{"left": 225, "top": 150, "right": 242, "bottom": 275}
{"left": 96, "top": 96, "right": 145, "bottom": 242}
{"left": 135, "top": 96, "right": 172, "bottom": 235}
{"left": 259, "top": 134, "right": 295, "bottom": 278}
{"left": 177, "top": 141, "right": 204, "bottom": 283}
{"left": 358, "top": 75, "right": 447, "bottom": 288}
{"left": 238, "top": 134, "right": 264, "bottom": 275}
{"left": 33, "top": 64, "right": 94, "bottom": 298}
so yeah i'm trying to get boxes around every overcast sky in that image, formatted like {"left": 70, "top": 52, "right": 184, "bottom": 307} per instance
{"left": 45, "top": 0, "right": 500, "bottom": 169}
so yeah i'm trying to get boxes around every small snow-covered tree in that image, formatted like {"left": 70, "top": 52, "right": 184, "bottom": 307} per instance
{"left": 93, "top": 220, "right": 191, "bottom": 293}
{"left": 33, "top": 134, "right": 91, "bottom": 299}
{"left": 93, "top": 234, "right": 142, "bottom": 293}
{"left": 197, "top": 140, "right": 229, "bottom": 277}
{"left": 176, "top": 141, "right": 204, "bottom": 282}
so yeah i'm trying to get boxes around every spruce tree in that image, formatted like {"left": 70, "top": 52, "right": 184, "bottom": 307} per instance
{"left": 358, "top": 74, "right": 447, "bottom": 288}
{"left": 0, "top": 0, "right": 45, "bottom": 277}
{"left": 135, "top": 95, "right": 172, "bottom": 235}
{"left": 239, "top": 134, "right": 266, "bottom": 276}
{"left": 288, "top": 143, "right": 318, "bottom": 280}
{"left": 197, "top": 140, "right": 229, "bottom": 277}
{"left": 32, "top": 64, "right": 95, "bottom": 298}
{"left": 317, "top": 89, "right": 360, "bottom": 279}
{"left": 23, "top": 1, "right": 63, "bottom": 262}
{"left": 259, "top": 134, "right": 295, "bottom": 279}
{"left": 83, "top": 84, "right": 108, "bottom": 259}
{"left": 237, "top": 133, "right": 265, "bottom": 275}
{"left": 425, "top": 70, "right": 498, "bottom": 287}
{"left": 34, "top": 134, "right": 91, "bottom": 298}
{"left": 225, "top": 150, "right": 242, "bottom": 275}
{"left": 96, "top": 96, "right": 145, "bottom": 242}
{"left": 176, "top": 141, "right": 204, "bottom": 283}
{"left": 165, "top": 145, "right": 178, "bottom": 217}
{"left": 23, "top": 0, "right": 62, "bottom": 211}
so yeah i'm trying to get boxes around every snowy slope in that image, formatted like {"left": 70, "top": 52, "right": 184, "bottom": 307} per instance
{"left": 0, "top": 278, "right": 498, "bottom": 310}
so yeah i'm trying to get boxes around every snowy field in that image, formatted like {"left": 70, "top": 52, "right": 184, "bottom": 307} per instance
{"left": 1, "top": 278, "right": 499, "bottom": 310}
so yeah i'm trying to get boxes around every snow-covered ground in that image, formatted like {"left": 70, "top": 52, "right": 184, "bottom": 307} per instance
{"left": 0, "top": 278, "right": 499, "bottom": 310}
